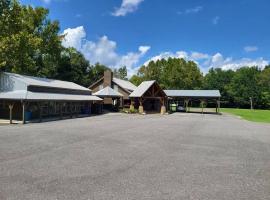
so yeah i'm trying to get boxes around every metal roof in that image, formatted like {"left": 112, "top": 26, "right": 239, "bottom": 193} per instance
{"left": 164, "top": 90, "right": 221, "bottom": 98}
{"left": 129, "top": 80, "right": 156, "bottom": 98}
{"left": 0, "top": 90, "right": 102, "bottom": 101}
{"left": 93, "top": 86, "right": 123, "bottom": 98}
{"left": 113, "top": 77, "right": 137, "bottom": 91}
{"left": 4, "top": 72, "right": 91, "bottom": 92}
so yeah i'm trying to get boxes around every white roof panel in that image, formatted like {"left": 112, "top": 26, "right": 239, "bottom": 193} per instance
{"left": 129, "top": 81, "right": 156, "bottom": 98}
{"left": 93, "top": 86, "right": 123, "bottom": 97}
{"left": 164, "top": 90, "right": 221, "bottom": 98}
{"left": 4, "top": 72, "right": 90, "bottom": 92}
{"left": 113, "top": 78, "right": 137, "bottom": 91}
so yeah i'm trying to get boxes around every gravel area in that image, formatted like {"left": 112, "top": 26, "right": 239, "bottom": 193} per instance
{"left": 0, "top": 112, "right": 269, "bottom": 200}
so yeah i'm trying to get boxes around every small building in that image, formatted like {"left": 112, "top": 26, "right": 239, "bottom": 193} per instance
{"left": 129, "top": 80, "right": 167, "bottom": 114}
{"left": 165, "top": 90, "right": 221, "bottom": 113}
{"left": 0, "top": 72, "right": 102, "bottom": 124}
{"left": 89, "top": 70, "right": 137, "bottom": 108}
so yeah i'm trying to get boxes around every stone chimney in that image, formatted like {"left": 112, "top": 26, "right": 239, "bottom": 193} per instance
{"left": 103, "top": 70, "right": 112, "bottom": 87}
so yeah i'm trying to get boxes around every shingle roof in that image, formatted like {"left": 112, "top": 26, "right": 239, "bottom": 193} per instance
{"left": 0, "top": 90, "right": 102, "bottom": 101}
{"left": 113, "top": 77, "right": 137, "bottom": 91}
{"left": 4, "top": 72, "right": 90, "bottom": 92}
{"left": 164, "top": 90, "right": 221, "bottom": 98}
{"left": 129, "top": 81, "right": 156, "bottom": 98}
{"left": 93, "top": 86, "right": 123, "bottom": 98}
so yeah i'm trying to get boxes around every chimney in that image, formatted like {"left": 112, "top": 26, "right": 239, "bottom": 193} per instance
{"left": 103, "top": 70, "right": 112, "bottom": 87}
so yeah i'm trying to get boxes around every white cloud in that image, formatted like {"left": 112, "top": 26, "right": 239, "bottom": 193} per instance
{"left": 143, "top": 50, "right": 269, "bottom": 73}
{"left": 178, "top": 6, "right": 203, "bottom": 15}
{"left": 40, "top": 0, "right": 51, "bottom": 3}
{"left": 62, "top": 26, "right": 86, "bottom": 50}
{"left": 112, "top": 0, "right": 144, "bottom": 17}
{"left": 212, "top": 16, "right": 220, "bottom": 25}
{"left": 61, "top": 26, "right": 150, "bottom": 76}
{"left": 190, "top": 52, "right": 209, "bottom": 60}
{"left": 244, "top": 46, "right": 258, "bottom": 52}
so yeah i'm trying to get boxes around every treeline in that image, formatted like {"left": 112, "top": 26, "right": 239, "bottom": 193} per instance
{"left": 0, "top": 0, "right": 111, "bottom": 87}
{"left": 130, "top": 58, "right": 270, "bottom": 109}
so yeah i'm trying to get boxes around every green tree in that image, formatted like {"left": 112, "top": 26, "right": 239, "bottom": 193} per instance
{"left": 228, "top": 67, "right": 261, "bottom": 108}
{"left": 118, "top": 66, "right": 128, "bottom": 80}
{"left": 258, "top": 67, "right": 270, "bottom": 108}
{"left": 88, "top": 63, "right": 109, "bottom": 85}
{"left": 133, "top": 58, "right": 203, "bottom": 89}
{"left": 0, "top": 0, "right": 62, "bottom": 77}
{"left": 55, "top": 48, "right": 90, "bottom": 87}
{"left": 203, "top": 68, "right": 235, "bottom": 106}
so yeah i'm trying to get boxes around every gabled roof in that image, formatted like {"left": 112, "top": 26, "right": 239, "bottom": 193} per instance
{"left": 113, "top": 77, "right": 137, "bottom": 91}
{"left": 93, "top": 86, "right": 123, "bottom": 98}
{"left": 4, "top": 72, "right": 90, "bottom": 92}
{"left": 164, "top": 90, "right": 221, "bottom": 98}
{"left": 129, "top": 80, "right": 156, "bottom": 98}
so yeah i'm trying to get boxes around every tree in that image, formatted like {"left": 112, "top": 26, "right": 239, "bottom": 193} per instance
{"left": 203, "top": 68, "right": 235, "bottom": 106}
{"left": 118, "top": 66, "right": 128, "bottom": 80}
{"left": 132, "top": 57, "right": 203, "bottom": 89}
{"left": 88, "top": 63, "right": 109, "bottom": 85}
{"left": 0, "top": 0, "right": 62, "bottom": 77}
{"left": 55, "top": 48, "right": 90, "bottom": 87}
{"left": 228, "top": 67, "right": 261, "bottom": 108}
{"left": 258, "top": 67, "right": 270, "bottom": 108}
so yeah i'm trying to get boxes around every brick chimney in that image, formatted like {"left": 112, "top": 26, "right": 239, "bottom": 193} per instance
{"left": 103, "top": 70, "right": 113, "bottom": 87}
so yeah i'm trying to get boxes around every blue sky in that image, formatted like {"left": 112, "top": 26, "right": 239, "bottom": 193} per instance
{"left": 21, "top": 0, "right": 270, "bottom": 75}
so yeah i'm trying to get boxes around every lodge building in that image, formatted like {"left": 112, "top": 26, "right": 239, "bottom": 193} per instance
{"left": 0, "top": 70, "right": 221, "bottom": 124}
{"left": 0, "top": 72, "right": 102, "bottom": 124}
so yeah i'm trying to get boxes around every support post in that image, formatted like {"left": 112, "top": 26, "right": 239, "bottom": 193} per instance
{"left": 22, "top": 101, "right": 26, "bottom": 124}
{"left": 38, "top": 103, "right": 43, "bottom": 122}
{"left": 60, "top": 103, "right": 63, "bottom": 119}
{"left": 160, "top": 98, "right": 166, "bottom": 115}
{"left": 218, "top": 98, "right": 221, "bottom": 113}
{"left": 9, "top": 104, "right": 14, "bottom": 124}
{"left": 216, "top": 99, "right": 218, "bottom": 114}
{"left": 130, "top": 99, "right": 134, "bottom": 112}
{"left": 70, "top": 102, "right": 73, "bottom": 118}
{"left": 139, "top": 98, "right": 144, "bottom": 114}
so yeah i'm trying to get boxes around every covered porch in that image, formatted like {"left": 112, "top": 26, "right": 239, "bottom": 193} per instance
{"left": 0, "top": 91, "right": 102, "bottom": 124}
{"left": 129, "top": 81, "right": 167, "bottom": 114}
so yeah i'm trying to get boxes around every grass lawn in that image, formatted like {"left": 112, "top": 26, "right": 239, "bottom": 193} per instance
{"left": 221, "top": 108, "right": 270, "bottom": 123}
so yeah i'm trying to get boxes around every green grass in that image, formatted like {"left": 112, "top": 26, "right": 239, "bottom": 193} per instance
{"left": 221, "top": 108, "right": 270, "bottom": 123}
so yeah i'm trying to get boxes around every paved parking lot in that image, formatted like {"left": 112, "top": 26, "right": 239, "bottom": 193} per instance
{"left": 0, "top": 113, "right": 270, "bottom": 200}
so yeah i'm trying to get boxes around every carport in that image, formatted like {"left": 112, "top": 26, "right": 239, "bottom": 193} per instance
{"left": 164, "top": 90, "right": 221, "bottom": 113}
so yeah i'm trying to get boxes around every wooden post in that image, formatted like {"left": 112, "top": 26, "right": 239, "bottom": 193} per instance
{"left": 130, "top": 99, "right": 134, "bottom": 112}
{"left": 9, "top": 104, "right": 14, "bottom": 124}
{"left": 139, "top": 98, "right": 144, "bottom": 114}
{"left": 160, "top": 98, "right": 166, "bottom": 115}
{"left": 184, "top": 99, "right": 189, "bottom": 112}
{"left": 60, "top": 103, "right": 63, "bottom": 119}
{"left": 22, "top": 101, "right": 26, "bottom": 124}
{"left": 200, "top": 99, "right": 206, "bottom": 114}
{"left": 216, "top": 99, "right": 218, "bottom": 113}
{"left": 70, "top": 102, "right": 73, "bottom": 118}
{"left": 38, "top": 103, "right": 43, "bottom": 122}
{"left": 218, "top": 98, "right": 221, "bottom": 113}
